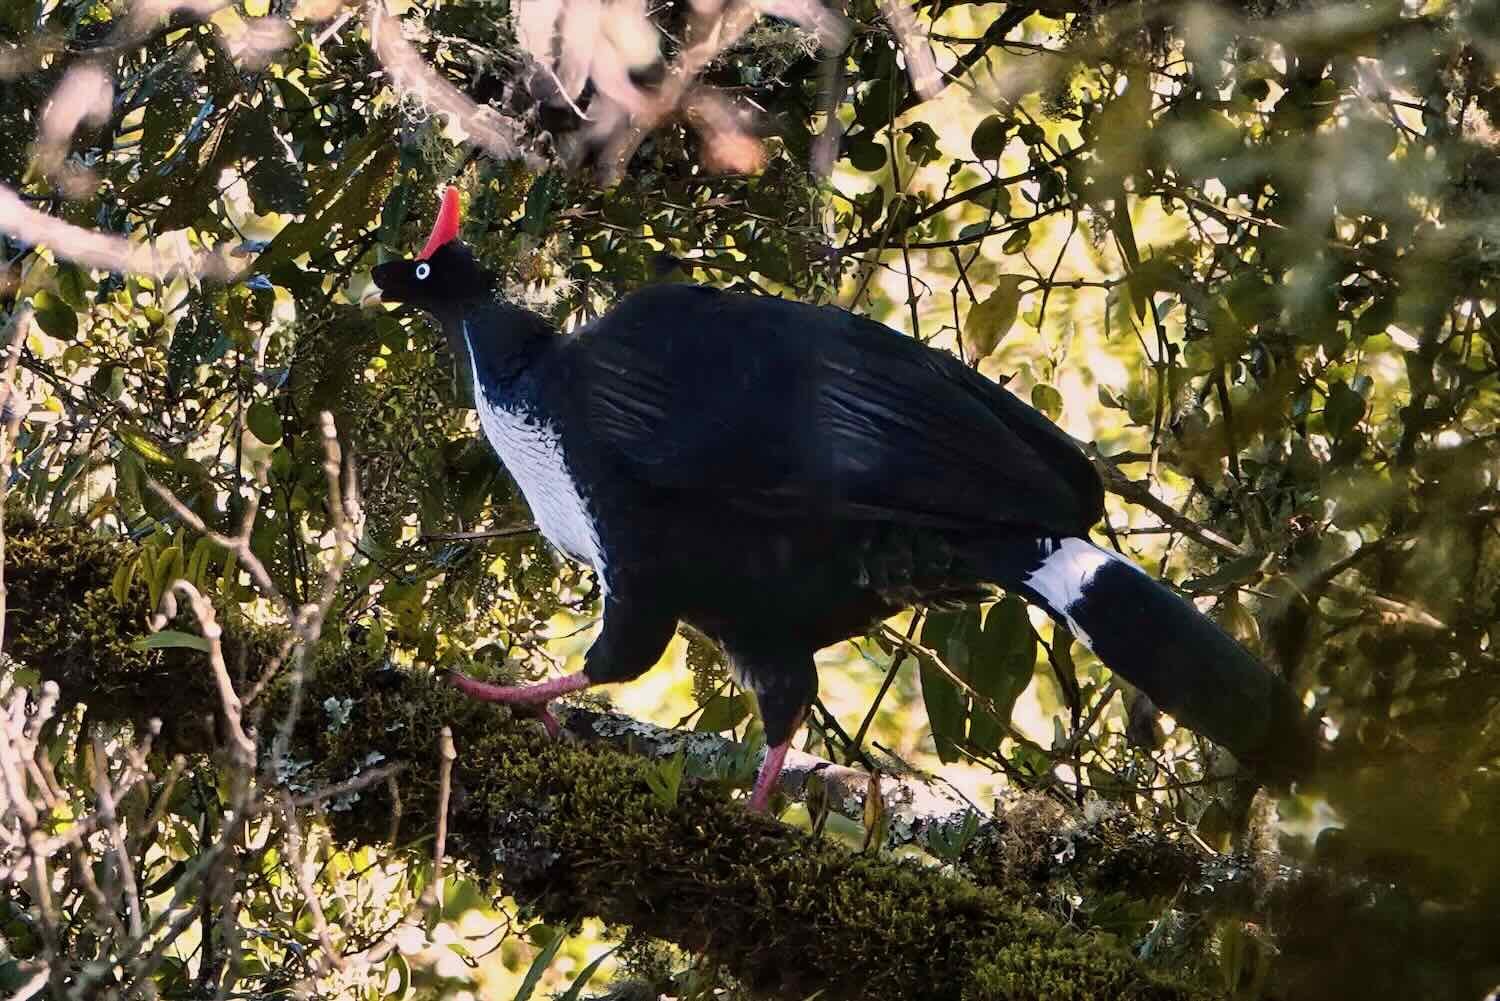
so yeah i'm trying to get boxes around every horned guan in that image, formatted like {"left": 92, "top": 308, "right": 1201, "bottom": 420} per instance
{"left": 369, "top": 186, "right": 1315, "bottom": 812}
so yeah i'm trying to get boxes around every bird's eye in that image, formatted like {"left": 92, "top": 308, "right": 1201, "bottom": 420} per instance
{"left": 415, "top": 262, "right": 431, "bottom": 280}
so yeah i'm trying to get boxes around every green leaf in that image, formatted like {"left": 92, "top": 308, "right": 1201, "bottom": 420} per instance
{"left": 31, "top": 290, "right": 77, "bottom": 340}
{"left": 246, "top": 401, "right": 282, "bottom": 444}
{"left": 150, "top": 543, "right": 185, "bottom": 606}
{"left": 522, "top": 173, "right": 563, "bottom": 236}
{"left": 383, "top": 953, "right": 411, "bottom": 1000}
{"left": 696, "top": 692, "right": 751, "bottom": 732}
{"left": 921, "top": 598, "right": 1037, "bottom": 758}
{"left": 1324, "top": 380, "right": 1366, "bottom": 437}
{"left": 1217, "top": 592, "right": 1260, "bottom": 646}
{"left": 55, "top": 261, "right": 93, "bottom": 309}
{"left": 928, "top": 809, "right": 980, "bottom": 863}
{"left": 965, "top": 596, "right": 1037, "bottom": 753}
{"left": 1181, "top": 552, "right": 1263, "bottom": 594}
{"left": 513, "top": 928, "right": 568, "bottom": 1001}
{"left": 1001, "top": 226, "right": 1031, "bottom": 254}
{"left": 555, "top": 947, "right": 618, "bottom": 1001}
{"left": 131, "top": 630, "right": 211, "bottom": 653}
{"left": 1355, "top": 293, "right": 1395, "bottom": 339}
{"left": 856, "top": 79, "right": 894, "bottom": 127}
{"left": 1017, "top": 122, "right": 1046, "bottom": 145}
{"left": 119, "top": 426, "right": 174, "bottom": 466}
{"left": 256, "top": 125, "right": 396, "bottom": 279}
{"left": 962, "top": 277, "right": 1023, "bottom": 359}
{"left": 141, "top": 64, "right": 195, "bottom": 165}
{"left": 245, "top": 109, "right": 309, "bottom": 216}
{"left": 644, "top": 749, "right": 686, "bottom": 808}
{"left": 903, "top": 122, "right": 942, "bottom": 166}
{"left": 919, "top": 618, "right": 969, "bottom": 764}
{"left": 855, "top": 188, "right": 885, "bottom": 228}
{"left": 379, "top": 181, "right": 413, "bottom": 246}
{"left": 439, "top": 877, "right": 489, "bottom": 920}
{"left": 1036, "top": 170, "right": 1063, "bottom": 203}
{"left": 168, "top": 302, "right": 230, "bottom": 393}
{"left": 111, "top": 554, "right": 139, "bottom": 605}
{"left": 971, "top": 115, "right": 1010, "bottom": 159}
{"left": 272, "top": 76, "right": 313, "bottom": 113}
{"left": 1030, "top": 383, "right": 1063, "bottom": 422}
{"left": 1239, "top": 77, "right": 1271, "bottom": 102}
{"left": 143, "top": 858, "right": 189, "bottom": 895}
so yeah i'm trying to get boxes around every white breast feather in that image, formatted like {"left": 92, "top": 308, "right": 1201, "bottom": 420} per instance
{"left": 467, "top": 331, "right": 603, "bottom": 574}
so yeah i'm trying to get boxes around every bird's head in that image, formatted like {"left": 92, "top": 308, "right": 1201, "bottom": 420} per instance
{"left": 366, "top": 186, "right": 492, "bottom": 313}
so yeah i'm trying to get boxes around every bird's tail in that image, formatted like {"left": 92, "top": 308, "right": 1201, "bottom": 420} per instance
{"left": 974, "top": 535, "right": 1317, "bottom": 781}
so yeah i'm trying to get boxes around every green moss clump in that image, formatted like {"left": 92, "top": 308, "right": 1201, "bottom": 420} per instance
{"left": 966, "top": 912, "right": 1180, "bottom": 1001}
{"left": 4, "top": 522, "right": 282, "bottom": 750}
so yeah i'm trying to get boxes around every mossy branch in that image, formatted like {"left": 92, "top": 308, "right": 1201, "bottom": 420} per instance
{"left": 560, "top": 704, "right": 1004, "bottom": 855}
{"left": 3, "top": 523, "right": 1212, "bottom": 1000}
{"left": 17, "top": 524, "right": 1497, "bottom": 1000}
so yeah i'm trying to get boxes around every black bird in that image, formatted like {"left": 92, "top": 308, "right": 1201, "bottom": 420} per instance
{"left": 370, "top": 186, "right": 1314, "bottom": 811}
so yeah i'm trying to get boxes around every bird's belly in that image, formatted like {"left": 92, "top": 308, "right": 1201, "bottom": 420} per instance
{"left": 475, "top": 401, "right": 604, "bottom": 572}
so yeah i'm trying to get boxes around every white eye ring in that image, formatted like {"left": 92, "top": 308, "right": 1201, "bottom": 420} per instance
{"left": 415, "top": 262, "right": 431, "bottom": 280}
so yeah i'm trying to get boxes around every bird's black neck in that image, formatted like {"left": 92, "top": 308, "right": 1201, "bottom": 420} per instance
{"left": 448, "top": 297, "right": 557, "bottom": 395}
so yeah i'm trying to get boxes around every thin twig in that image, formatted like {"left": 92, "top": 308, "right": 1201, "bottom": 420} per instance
{"left": 278, "top": 792, "right": 345, "bottom": 970}
{"left": 0, "top": 305, "right": 32, "bottom": 661}
{"left": 418, "top": 523, "right": 538, "bottom": 544}
{"left": 149, "top": 579, "right": 257, "bottom": 767}
{"left": 90, "top": 734, "right": 145, "bottom": 939}
{"left": 429, "top": 726, "right": 457, "bottom": 904}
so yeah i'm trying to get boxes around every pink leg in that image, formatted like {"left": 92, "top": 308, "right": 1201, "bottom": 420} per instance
{"left": 447, "top": 671, "right": 591, "bottom": 738}
{"left": 748, "top": 740, "right": 790, "bottom": 813}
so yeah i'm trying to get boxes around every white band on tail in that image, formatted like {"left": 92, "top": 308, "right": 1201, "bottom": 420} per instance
{"left": 1021, "top": 538, "right": 1141, "bottom": 650}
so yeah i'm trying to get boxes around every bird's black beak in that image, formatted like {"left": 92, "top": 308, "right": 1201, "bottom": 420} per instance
{"left": 363, "top": 262, "right": 399, "bottom": 308}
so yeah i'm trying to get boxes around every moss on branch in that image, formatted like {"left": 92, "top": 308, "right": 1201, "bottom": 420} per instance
{"left": 4, "top": 524, "right": 1208, "bottom": 1001}
{"left": 308, "top": 655, "right": 1200, "bottom": 1001}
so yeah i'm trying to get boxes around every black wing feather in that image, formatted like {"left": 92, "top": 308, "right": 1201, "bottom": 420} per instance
{"left": 570, "top": 285, "right": 1103, "bottom": 536}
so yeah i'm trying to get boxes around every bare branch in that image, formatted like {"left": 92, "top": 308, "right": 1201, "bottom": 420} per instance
{"left": 0, "top": 185, "right": 240, "bottom": 280}
{"left": 418, "top": 523, "right": 539, "bottom": 543}
{"left": 366, "top": 1, "right": 537, "bottom": 166}
{"left": 430, "top": 726, "right": 456, "bottom": 902}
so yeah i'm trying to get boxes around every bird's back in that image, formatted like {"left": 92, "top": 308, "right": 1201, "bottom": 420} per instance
{"left": 558, "top": 283, "right": 1105, "bottom": 538}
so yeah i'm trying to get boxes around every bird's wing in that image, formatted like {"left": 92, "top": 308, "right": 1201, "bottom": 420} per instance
{"left": 570, "top": 285, "right": 1104, "bottom": 536}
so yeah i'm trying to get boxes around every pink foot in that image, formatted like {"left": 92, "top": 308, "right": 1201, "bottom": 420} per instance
{"left": 446, "top": 670, "right": 589, "bottom": 739}
{"left": 748, "top": 741, "right": 791, "bottom": 813}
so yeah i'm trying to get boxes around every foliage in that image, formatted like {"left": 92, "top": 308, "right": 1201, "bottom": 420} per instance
{"left": 4, "top": 0, "right": 1500, "bottom": 997}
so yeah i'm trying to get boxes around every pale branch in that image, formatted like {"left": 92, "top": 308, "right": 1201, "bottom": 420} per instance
{"left": 559, "top": 705, "right": 994, "bottom": 855}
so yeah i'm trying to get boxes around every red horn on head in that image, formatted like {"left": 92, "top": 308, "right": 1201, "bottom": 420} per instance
{"left": 417, "top": 185, "right": 462, "bottom": 260}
